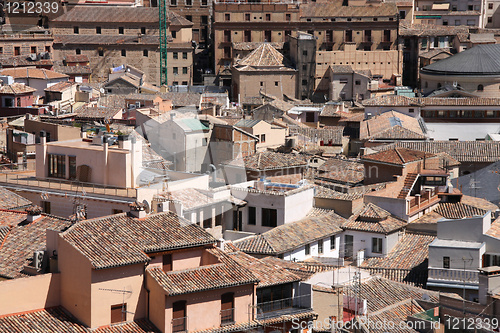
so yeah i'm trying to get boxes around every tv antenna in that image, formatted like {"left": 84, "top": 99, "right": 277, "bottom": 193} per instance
{"left": 99, "top": 287, "right": 133, "bottom": 332}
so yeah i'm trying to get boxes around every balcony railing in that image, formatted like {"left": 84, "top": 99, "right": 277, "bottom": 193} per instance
{"left": 172, "top": 316, "right": 187, "bottom": 333}
{"left": 428, "top": 267, "right": 479, "bottom": 284}
{"left": 220, "top": 308, "right": 235, "bottom": 326}
{"left": 256, "top": 295, "right": 312, "bottom": 320}
{"left": 408, "top": 188, "right": 440, "bottom": 215}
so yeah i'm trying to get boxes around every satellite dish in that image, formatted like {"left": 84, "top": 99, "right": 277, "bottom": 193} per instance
{"left": 422, "top": 294, "right": 430, "bottom": 301}
{"left": 100, "top": 88, "right": 105, "bottom": 94}
{"left": 142, "top": 200, "right": 150, "bottom": 214}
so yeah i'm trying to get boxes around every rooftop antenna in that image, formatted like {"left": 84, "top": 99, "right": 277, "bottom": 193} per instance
{"left": 99, "top": 287, "right": 133, "bottom": 333}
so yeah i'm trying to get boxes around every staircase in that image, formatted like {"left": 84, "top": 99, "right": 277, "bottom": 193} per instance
{"left": 397, "top": 173, "right": 418, "bottom": 199}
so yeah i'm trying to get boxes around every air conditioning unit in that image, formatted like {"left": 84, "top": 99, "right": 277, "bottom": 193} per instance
{"left": 128, "top": 103, "right": 136, "bottom": 109}
{"left": 33, "top": 250, "right": 45, "bottom": 270}
{"left": 29, "top": 53, "right": 38, "bottom": 61}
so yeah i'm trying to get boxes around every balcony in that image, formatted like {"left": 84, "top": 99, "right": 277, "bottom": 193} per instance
{"left": 256, "top": 295, "right": 312, "bottom": 320}
{"left": 172, "top": 316, "right": 187, "bottom": 333}
{"left": 428, "top": 267, "right": 479, "bottom": 285}
{"left": 408, "top": 188, "right": 440, "bottom": 215}
{"left": 220, "top": 308, "right": 235, "bottom": 326}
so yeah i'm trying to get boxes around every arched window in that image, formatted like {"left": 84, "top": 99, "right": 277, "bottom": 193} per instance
{"left": 477, "top": 84, "right": 484, "bottom": 91}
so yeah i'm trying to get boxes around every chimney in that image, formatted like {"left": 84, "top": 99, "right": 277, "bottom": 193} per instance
{"left": 81, "top": 126, "right": 87, "bottom": 139}
{"left": 40, "top": 130, "right": 47, "bottom": 145}
{"left": 129, "top": 201, "right": 147, "bottom": 218}
{"left": 103, "top": 136, "right": 108, "bottom": 185}
{"left": 118, "top": 134, "right": 131, "bottom": 150}
{"left": 170, "top": 112, "right": 176, "bottom": 121}
{"left": 26, "top": 205, "right": 43, "bottom": 222}
{"left": 478, "top": 266, "right": 500, "bottom": 305}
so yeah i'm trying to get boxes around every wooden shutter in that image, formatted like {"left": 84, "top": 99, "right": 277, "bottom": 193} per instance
{"left": 163, "top": 254, "right": 172, "bottom": 272}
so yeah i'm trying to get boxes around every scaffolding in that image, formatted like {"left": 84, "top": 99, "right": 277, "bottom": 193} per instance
{"left": 159, "top": 0, "right": 168, "bottom": 86}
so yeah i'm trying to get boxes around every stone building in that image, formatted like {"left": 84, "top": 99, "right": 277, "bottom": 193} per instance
{"left": 50, "top": 6, "right": 194, "bottom": 86}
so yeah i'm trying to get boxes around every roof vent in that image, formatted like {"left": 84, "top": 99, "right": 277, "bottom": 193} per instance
{"left": 26, "top": 205, "right": 43, "bottom": 223}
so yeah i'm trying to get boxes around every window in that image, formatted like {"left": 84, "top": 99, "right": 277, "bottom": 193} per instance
{"left": 244, "top": 30, "right": 251, "bottom": 42}
{"left": 111, "top": 304, "right": 126, "bottom": 324}
{"left": 364, "top": 30, "right": 372, "bottom": 42}
{"left": 409, "top": 108, "right": 415, "bottom": 113}
{"left": 488, "top": 17, "right": 493, "bottom": 23}
{"left": 74, "top": 26, "right": 79, "bottom": 34}
{"left": 186, "top": 15, "right": 192, "bottom": 22}
{"left": 69, "top": 156, "right": 77, "bottom": 179}
{"left": 118, "top": 27, "right": 124, "bottom": 34}
{"left": 345, "top": 30, "right": 352, "bottom": 42}
{"left": 41, "top": 201, "right": 51, "bottom": 214}
{"left": 182, "top": 67, "right": 188, "bottom": 74}
{"left": 478, "top": 84, "right": 484, "bottom": 91}
{"left": 455, "top": 19, "right": 461, "bottom": 25}
{"left": 141, "top": 27, "right": 146, "bottom": 34}
{"left": 302, "top": 50, "right": 308, "bottom": 56}
{"left": 225, "top": 13, "right": 230, "bottom": 21}
{"left": 355, "top": 80, "right": 361, "bottom": 85}
{"left": 443, "top": 256, "right": 450, "bottom": 269}
{"left": 163, "top": 254, "right": 172, "bottom": 271}
{"left": 173, "top": 67, "right": 178, "bottom": 74}
{"left": 305, "top": 244, "right": 310, "bottom": 255}
{"left": 266, "top": 14, "right": 271, "bottom": 21}
{"left": 286, "top": 13, "right": 291, "bottom": 21}
{"left": 143, "top": 49, "right": 148, "bottom": 57}
{"left": 275, "top": 81, "right": 279, "bottom": 86}
{"left": 489, "top": 3, "right": 494, "bottom": 9}
{"left": 48, "top": 154, "right": 65, "bottom": 178}
{"left": 202, "top": 16, "right": 208, "bottom": 24}
{"left": 173, "top": 52, "right": 178, "bottom": 59}
{"left": 182, "top": 52, "right": 188, "bottom": 59}
{"left": 330, "top": 236, "right": 335, "bottom": 250}
{"left": 467, "top": 19, "right": 475, "bottom": 26}
{"left": 318, "top": 239, "right": 323, "bottom": 254}
{"left": 201, "top": 0, "right": 207, "bottom": 6}
{"left": 302, "top": 64, "right": 307, "bottom": 70}
{"left": 172, "top": 30, "right": 177, "bottom": 38}
{"left": 172, "top": 301, "right": 187, "bottom": 332}
{"left": 260, "top": 134, "right": 266, "bottom": 143}
{"left": 186, "top": 0, "right": 192, "bottom": 5}
{"left": 224, "top": 46, "right": 230, "bottom": 58}
{"left": 182, "top": 81, "right": 188, "bottom": 85}
{"left": 399, "top": 10, "right": 406, "bottom": 19}
{"left": 221, "top": 293, "right": 235, "bottom": 324}
{"left": 260, "top": 82, "right": 264, "bottom": 87}
{"left": 248, "top": 206, "right": 256, "bottom": 225}
{"left": 264, "top": 30, "right": 271, "bottom": 42}
{"left": 302, "top": 79, "right": 307, "bottom": 86}
{"left": 0, "top": 47, "right": 3, "bottom": 55}
{"left": 121, "top": 49, "right": 126, "bottom": 57}
{"left": 170, "top": 0, "right": 177, "bottom": 5}
{"left": 96, "top": 27, "right": 101, "bottom": 34}
{"left": 372, "top": 238, "right": 383, "bottom": 254}
{"left": 14, "top": 47, "right": 20, "bottom": 56}
{"left": 285, "top": 30, "right": 291, "bottom": 36}
{"left": 224, "top": 30, "right": 231, "bottom": 42}
{"left": 262, "top": 208, "right": 277, "bottom": 227}
{"left": 76, "top": 49, "right": 81, "bottom": 55}
{"left": 245, "top": 13, "right": 250, "bottom": 21}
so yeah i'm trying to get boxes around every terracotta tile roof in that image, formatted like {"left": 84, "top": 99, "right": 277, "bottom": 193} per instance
{"left": 343, "top": 276, "right": 439, "bottom": 314}
{"left": 434, "top": 202, "right": 487, "bottom": 219}
{"left": 317, "top": 157, "right": 363, "bottom": 173}
{"left": 44, "top": 81, "right": 76, "bottom": 92}
{"left": 362, "top": 233, "right": 435, "bottom": 269}
{"left": 234, "top": 211, "right": 345, "bottom": 255}
{"left": 0, "top": 307, "right": 159, "bottom": 332}
{"left": 147, "top": 247, "right": 258, "bottom": 295}
{"left": 0, "top": 211, "right": 72, "bottom": 279}
{"left": 342, "top": 203, "right": 406, "bottom": 234}
{"left": 236, "top": 43, "right": 294, "bottom": 71}
{"left": 258, "top": 310, "right": 317, "bottom": 325}
{"left": 461, "top": 195, "right": 499, "bottom": 212}
{"left": 320, "top": 103, "right": 343, "bottom": 117}
{"left": 0, "top": 83, "right": 36, "bottom": 95}
{"left": 486, "top": 218, "right": 500, "bottom": 238}
{"left": 0, "top": 55, "right": 53, "bottom": 68}
{"left": 300, "top": 1, "right": 397, "bottom": 18}
{"left": 0, "top": 186, "right": 32, "bottom": 210}
{"left": 227, "top": 251, "right": 302, "bottom": 288}
{"left": 289, "top": 126, "right": 345, "bottom": 146}
{"left": 53, "top": 6, "right": 159, "bottom": 23}
{"left": 232, "top": 42, "right": 284, "bottom": 51}
{"left": 224, "top": 151, "right": 307, "bottom": 171}
{"left": 61, "top": 212, "right": 217, "bottom": 270}
{"left": 74, "top": 105, "right": 122, "bottom": 120}
{"left": 0, "top": 67, "right": 68, "bottom": 80}
{"left": 399, "top": 22, "right": 470, "bottom": 37}
{"left": 362, "top": 147, "right": 436, "bottom": 166}
{"left": 364, "top": 94, "right": 500, "bottom": 107}
{"left": 378, "top": 141, "right": 500, "bottom": 163}
{"left": 360, "top": 111, "right": 426, "bottom": 140}
{"left": 258, "top": 256, "right": 315, "bottom": 280}
{"left": 367, "top": 301, "right": 424, "bottom": 333}
{"left": 190, "top": 321, "right": 260, "bottom": 333}
{"left": 314, "top": 184, "right": 387, "bottom": 201}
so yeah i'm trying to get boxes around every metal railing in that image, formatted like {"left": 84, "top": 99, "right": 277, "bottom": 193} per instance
{"left": 220, "top": 308, "right": 235, "bottom": 326}
{"left": 0, "top": 172, "right": 137, "bottom": 198}
{"left": 256, "top": 295, "right": 312, "bottom": 320}
{"left": 172, "top": 316, "right": 187, "bottom": 333}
